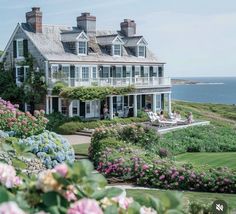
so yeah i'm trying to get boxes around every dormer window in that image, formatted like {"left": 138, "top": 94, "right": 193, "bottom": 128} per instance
{"left": 78, "top": 41, "right": 87, "bottom": 55}
{"left": 113, "top": 44, "right": 121, "bottom": 56}
{"left": 138, "top": 45, "right": 146, "bottom": 57}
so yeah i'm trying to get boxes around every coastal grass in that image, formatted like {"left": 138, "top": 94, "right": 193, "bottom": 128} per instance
{"left": 127, "top": 189, "right": 236, "bottom": 210}
{"left": 175, "top": 152, "right": 236, "bottom": 169}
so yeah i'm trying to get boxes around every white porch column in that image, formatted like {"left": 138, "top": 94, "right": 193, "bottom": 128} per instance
{"left": 69, "top": 100, "right": 73, "bottom": 117}
{"left": 109, "top": 96, "right": 114, "bottom": 119}
{"left": 168, "top": 93, "right": 172, "bottom": 115}
{"left": 58, "top": 98, "right": 62, "bottom": 113}
{"left": 152, "top": 93, "right": 157, "bottom": 113}
{"left": 133, "top": 94, "right": 137, "bottom": 117}
{"left": 46, "top": 96, "right": 49, "bottom": 114}
{"left": 50, "top": 97, "right": 53, "bottom": 113}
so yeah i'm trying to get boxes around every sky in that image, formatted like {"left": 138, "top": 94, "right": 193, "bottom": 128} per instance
{"left": 0, "top": 0, "right": 236, "bottom": 77}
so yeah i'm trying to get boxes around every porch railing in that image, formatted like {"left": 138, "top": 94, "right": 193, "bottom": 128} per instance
{"left": 48, "top": 77, "right": 171, "bottom": 88}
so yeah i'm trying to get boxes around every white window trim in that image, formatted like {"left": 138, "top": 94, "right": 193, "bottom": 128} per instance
{"left": 115, "top": 65, "right": 123, "bottom": 78}
{"left": 15, "top": 65, "right": 29, "bottom": 85}
{"left": 137, "top": 45, "right": 146, "bottom": 58}
{"left": 16, "top": 39, "right": 24, "bottom": 59}
{"left": 51, "top": 64, "right": 59, "bottom": 79}
{"left": 113, "top": 44, "right": 122, "bottom": 57}
{"left": 102, "top": 65, "right": 111, "bottom": 78}
{"left": 77, "top": 41, "right": 87, "bottom": 56}
{"left": 92, "top": 66, "right": 97, "bottom": 79}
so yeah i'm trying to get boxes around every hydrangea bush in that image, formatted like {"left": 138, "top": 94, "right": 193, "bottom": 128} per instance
{"left": 0, "top": 161, "right": 185, "bottom": 214}
{"left": 0, "top": 98, "right": 48, "bottom": 138}
{"left": 18, "top": 131, "right": 75, "bottom": 168}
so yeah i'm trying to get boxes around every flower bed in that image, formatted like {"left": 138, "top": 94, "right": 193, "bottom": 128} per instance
{"left": 18, "top": 131, "right": 75, "bottom": 168}
{"left": 0, "top": 161, "right": 185, "bottom": 213}
{"left": 89, "top": 125, "right": 236, "bottom": 194}
{"left": 0, "top": 98, "right": 48, "bottom": 138}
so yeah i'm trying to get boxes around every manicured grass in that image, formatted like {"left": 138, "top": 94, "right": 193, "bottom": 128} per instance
{"left": 72, "top": 143, "right": 89, "bottom": 155}
{"left": 175, "top": 152, "right": 236, "bottom": 169}
{"left": 127, "top": 189, "right": 236, "bottom": 210}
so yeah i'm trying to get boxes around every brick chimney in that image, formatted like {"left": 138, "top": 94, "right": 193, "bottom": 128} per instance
{"left": 120, "top": 19, "right": 136, "bottom": 37}
{"left": 77, "top": 12, "right": 96, "bottom": 36}
{"left": 26, "top": 7, "right": 42, "bottom": 33}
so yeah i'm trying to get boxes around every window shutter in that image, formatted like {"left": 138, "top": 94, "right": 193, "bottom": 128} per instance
{"left": 123, "top": 66, "right": 126, "bottom": 78}
{"left": 141, "top": 66, "right": 144, "bottom": 77}
{"left": 132, "top": 66, "right": 135, "bottom": 77}
{"left": 23, "top": 40, "right": 28, "bottom": 57}
{"left": 150, "top": 66, "right": 153, "bottom": 77}
{"left": 13, "top": 41, "right": 17, "bottom": 58}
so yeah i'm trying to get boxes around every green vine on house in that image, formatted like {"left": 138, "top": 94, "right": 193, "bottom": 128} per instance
{"left": 52, "top": 82, "right": 135, "bottom": 101}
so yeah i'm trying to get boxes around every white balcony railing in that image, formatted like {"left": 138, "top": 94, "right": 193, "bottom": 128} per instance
{"left": 48, "top": 77, "right": 171, "bottom": 88}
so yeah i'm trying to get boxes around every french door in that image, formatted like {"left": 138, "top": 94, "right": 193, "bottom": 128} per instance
{"left": 85, "top": 100, "right": 100, "bottom": 118}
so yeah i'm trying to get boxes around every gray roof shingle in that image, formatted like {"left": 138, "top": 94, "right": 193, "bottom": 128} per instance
{"left": 21, "top": 23, "right": 161, "bottom": 64}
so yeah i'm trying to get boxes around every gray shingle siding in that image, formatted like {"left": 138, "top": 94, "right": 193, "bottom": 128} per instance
{"left": 3, "top": 25, "right": 46, "bottom": 71}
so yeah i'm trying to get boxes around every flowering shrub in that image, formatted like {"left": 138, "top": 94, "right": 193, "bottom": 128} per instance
{"left": 18, "top": 131, "right": 75, "bottom": 168}
{"left": 0, "top": 98, "right": 48, "bottom": 138}
{"left": 137, "top": 162, "right": 236, "bottom": 193}
{"left": 90, "top": 125, "right": 236, "bottom": 194}
{"left": 0, "top": 161, "right": 185, "bottom": 213}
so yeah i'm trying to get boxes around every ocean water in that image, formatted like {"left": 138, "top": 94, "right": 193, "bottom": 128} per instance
{"left": 172, "top": 77, "right": 236, "bottom": 105}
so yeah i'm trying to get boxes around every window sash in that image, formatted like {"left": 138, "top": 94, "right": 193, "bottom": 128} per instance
{"left": 138, "top": 46, "right": 145, "bottom": 57}
{"left": 82, "top": 67, "right": 89, "bottom": 81}
{"left": 17, "top": 40, "right": 24, "bottom": 58}
{"left": 114, "top": 45, "right": 121, "bottom": 56}
{"left": 92, "top": 67, "right": 97, "bottom": 79}
{"left": 78, "top": 41, "right": 87, "bottom": 54}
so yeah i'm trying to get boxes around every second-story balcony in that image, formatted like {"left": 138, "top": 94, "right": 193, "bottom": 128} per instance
{"left": 48, "top": 77, "right": 171, "bottom": 88}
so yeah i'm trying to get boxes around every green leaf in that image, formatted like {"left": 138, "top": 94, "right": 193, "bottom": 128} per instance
{"left": 42, "top": 191, "right": 59, "bottom": 207}
{"left": 48, "top": 206, "right": 61, "bottom": 214}
{"left": 12, "top": 158, "right": 27, "bottom": 169}
{"left": 104, "top": 205, "right": 119, "bottom": 214}
{"left": 104, "top": 187, "right": 123, "bottom": 198}
{"left": 0, "top": 187, "right": 9, "bottom": 203}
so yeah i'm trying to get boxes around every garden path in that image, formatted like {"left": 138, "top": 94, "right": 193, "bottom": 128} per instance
{"left": 62, "top": 135, "right": 91, "bottom": 145}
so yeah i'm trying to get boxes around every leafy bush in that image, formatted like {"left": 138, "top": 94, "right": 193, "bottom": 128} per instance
{"left": 18, "top": 131, "right": 75, "bottom": 168}
{"left": 0, "top": 98, "right": 48, "bottom": 138}
{"left": 0, "top": 160, "right": 185, "bottom": 213}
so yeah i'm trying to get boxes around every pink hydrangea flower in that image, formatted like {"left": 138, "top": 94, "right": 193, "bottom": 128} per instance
{"left": 0, "top": 163, "right": 22, "bottom": 188}
{"left": 54, "top": 163, "right": 68, "bottom": 177}
{"left": 67, "top": 198, "right": 103, "bottom": 214}
{"left": 140, "top": 206, "right": 157, "bottom": 214}
{"left": 0, "top": 201, "right": 25, "bottom": 214}
{"left": 112, "top": 190, "right": 133, "bottom": 210}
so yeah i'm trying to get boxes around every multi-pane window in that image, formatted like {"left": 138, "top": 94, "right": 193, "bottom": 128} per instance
{"left": 102, "top": 67, "right": 110, "bottom": 78}
{"left": 135, "top": 66, "right": 140, "bottom": 76}
{"left": 62, "top": 66, "right": 70, "bottom": 78}
{"left": 92, "top": 67, "right": 97, "bottom": 79}
{"left": 51, "top": 65, "right": 59, "bottom": 79}
{"left": 72, "top": 100, "right": 79, "bottom": 115}
{"left": 61, "top": 99, "right": 68, "bottom": 115}
{"left": 17, "top": 40, "right": 24, "bottom": 58}
{"left": 16, "top": 66, "right": 29, "bottom": 84}
{"left": 82, "top": 67, "right": 89, "bottom": 81}
{"left": 138, "top": 46, "right": 146, "bottom": 57}
{"left": 144, "top": 66, "right": 149, "bottom": 77}
{"left": 78, "top": 41, "right": 87, "bottom": 54}
{"left": 113, "top": 44, "right": 121, "bottom": 56}
{"left": 115, "top": 66, "right": 122, "bottom": 78}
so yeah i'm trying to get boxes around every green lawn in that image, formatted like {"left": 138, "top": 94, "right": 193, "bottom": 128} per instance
{"left": 72, "top": 143, "right": 89, "bottom": 155}
{"left": 127, "top": 189, "right": 236, "bottom": 210}
{"left": 175, "top": 152, "right": 236, "bottom": 169}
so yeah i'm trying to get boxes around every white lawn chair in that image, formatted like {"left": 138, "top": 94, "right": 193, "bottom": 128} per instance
{"left": 147, "top": 112, "right": 177, "bottom": 127}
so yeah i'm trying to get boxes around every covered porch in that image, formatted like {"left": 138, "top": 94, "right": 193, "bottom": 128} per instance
{"left": 45, "top": 92, "right": 172, "bottom": 120}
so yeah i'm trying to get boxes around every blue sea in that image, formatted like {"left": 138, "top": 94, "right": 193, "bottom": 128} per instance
{"left": 172, "top": 77, "right": 236, "bottom": 105}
